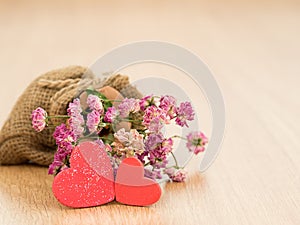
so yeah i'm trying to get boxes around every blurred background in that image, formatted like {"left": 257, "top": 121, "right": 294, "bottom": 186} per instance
{"left": 0, "top": 0, "right": 299, "bottom": 127}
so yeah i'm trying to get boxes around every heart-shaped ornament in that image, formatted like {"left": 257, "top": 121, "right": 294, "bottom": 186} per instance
{"left": 52, "top": 141, "right": 115, "bottom": 208}
{"left": 115, "top": 157, "right": 162, "bottom": 206}
{"left": 52, "top": 142, "right": 162, "bottom": 208}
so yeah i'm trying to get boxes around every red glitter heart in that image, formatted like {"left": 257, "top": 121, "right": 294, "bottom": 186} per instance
{"left": 115, "top": 157, "right": 162, "bottom": 206}
{"left": 52, "top": 141, "right": 115, "bottom": 208}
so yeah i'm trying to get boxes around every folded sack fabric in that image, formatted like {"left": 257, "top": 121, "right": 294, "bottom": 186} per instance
{"left": 0, "top": 66, "right": 142, "bottom": 166}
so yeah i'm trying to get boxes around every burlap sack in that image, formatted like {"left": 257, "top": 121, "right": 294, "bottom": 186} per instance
{"left": 0, "top": 66, "right": 143, "bottom": 166}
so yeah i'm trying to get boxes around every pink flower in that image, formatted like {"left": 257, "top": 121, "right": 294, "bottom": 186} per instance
{"left": 48, "top": 149, "right": 71, "bottom": 175}
{"left": 186, "top": 131, "right": 208, "bottom": 155}
{"left": 153, "top": 159, "right": 168, "bottom": 169}
{"left": 172, "top": 169, "right": 187, "bottom": 182}
{"left": 143, "top": 105, "right": 168, "bottom": 127}
{"left": 113, "top": 128, "right": 145, "bottom": 155}
{"left": 31, "top": 107, "right": 48, "bottom": 132}
{"left": 144, "top": 133, "right": 172, "bottom": 165}
{"left": 118, "top": 98, "right": 140, "bottom": 118}
{"left": 50, "top": 123, "right": 76, "bottom": 175}
{"left": 129, "top": 129, "right": 145, "bottom": 154}
{"left": 159, "top": 95, "right": 177, "bottom": 119}
{"left": 68, "top": 116, "right": 84, "bottom": 138}
{"left": 113, "top": 128, "right": 130, "bottom": 144}
{"left": 145, "top": 133, "right": 164, "bottom": 151}
{"left": 67, "top": 98, "right": 82, "bottom": 116}
{"left": 53, "top": 123, "right": 76, "bottom": 148}
{"left": 87, "top": 110, "right": 101, "bottom": 133}
{"left": 48, "top": 160, "right": 63, "bottom": 175}
{"left": 162, "top": 138, "right": 173, "bottom": 154}
{"left": 104, "top": 107, "right": 119, "bottom": 123}
{"left": 175, "top": 102, "right": 195, "bottom": 127}
{"left": 144, "top": 168, "right": 162, "bottom": 180}
{"left": 148, "top": 117, "right": 164, "bottom": 133}
{"left": 139, "top": 95, "right": 154, "bottom": 111}
{"left": 67, "top": 98, "right": 84, "bottom": 137}
{"left": 87, "top": 94, "right": 104, "bottom": 113}
{"left": 165, "top": 168, "right": 187, "bottom": 182}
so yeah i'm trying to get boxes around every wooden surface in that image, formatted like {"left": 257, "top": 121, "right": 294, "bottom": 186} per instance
{"left": 0, "top": 0, "right": 299, "bottom": 224}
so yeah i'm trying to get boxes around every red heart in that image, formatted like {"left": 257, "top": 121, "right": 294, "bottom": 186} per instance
{"left": 52, "top": 141, "right": 115, "bottom": 208}
{"left": 115, "top": 157, "right": 162, "bottom": 206}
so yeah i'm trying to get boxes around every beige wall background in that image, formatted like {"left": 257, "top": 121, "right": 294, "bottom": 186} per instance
{"left": 0, "top": 0, "right": 299, "bottom": 224}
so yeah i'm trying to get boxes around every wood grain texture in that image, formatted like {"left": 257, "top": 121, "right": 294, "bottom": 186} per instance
{"left": 0, "top": 0, "right": 299, "bottom": 224}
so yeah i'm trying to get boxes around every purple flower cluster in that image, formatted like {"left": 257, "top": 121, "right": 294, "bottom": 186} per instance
{"left": 67, "top": 99, "right": 84, "bottom": 138}
{"left": 147, "top": 117, "right": 164, "bottom": 133}
{"left": 142, "top": 106, "right": 168, "bottom": 133}
{"left": 118, "top": 98, "right": 140, "bottom": 118}
{"left": 104, "top": 107, "right": 119, "bottom": 123}
{"left": 138, "top": 133, "right": 173, "bottom": 168}
{"left": 87, "top": 94, "right": 104, "bottom": 113}
{"left": 144, "top": 158, "right": 169, "bottom": 180}
{"left": 144, "top": 168, "right": 163, "bottom": 180}
{"left": 87, "top": 110, "right": 101, "bottom": 133}
{"left": 139, "top": 95, "right": 154, "bottom": 111}
{"left": 165, "top": 168, "right": 187, "bottom": 182}
{"left": 175, "top": 102, "right": 195, "bottom": 127}
{"left": 49, "top": 94, "right": 105, "bottom": 174}
{"left": 159, "top": 95, "right": 177, "bottom": 119}
{"left": 32, "top": 90, "right": 208, "bottom": 183}
{"left": 141, "top": 95, "right": 195, "bottom": 133}
{"left": 49, "top": 124, "right": 76, "bottom": 174}
{"left": 86, "top": 94, "right": 106, "bottom": 134}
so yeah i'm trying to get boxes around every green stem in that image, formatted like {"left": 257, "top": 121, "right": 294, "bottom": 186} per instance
{"left": 99, "top": 136, "right": 114, "bottom": 142}
{"left": 101, "top": 99, "right": 122, "bottom": 103}
{"left": 171, "top": 135, "right": 187, "bottom": 141}
{"left": 165, "top": 165, "right": 183, "bottom": 170}
{"left": 170, "top": 152, "right": 179, "bottom": 169}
